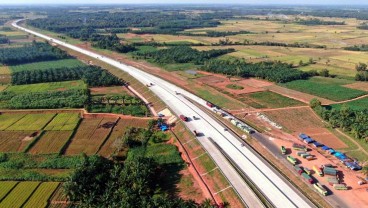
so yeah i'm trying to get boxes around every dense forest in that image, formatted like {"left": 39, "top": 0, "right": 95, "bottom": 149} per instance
{"left": 202, "top": 59, "right": 309, "bottom": 83}
{"left": 295, "top": 18, "right": 345, "bottom": 25}
{"left": 133, "top": 46, "right": 234, "bottom": 64}
{"left": 312, "top": 100, "right": 368, "bottom": 140}
{"left": 11, "top": 66, "right": 125, "bottom": 86}
{"left": 0, "top": 42, "right": 68, "bottom": 65}
{"left": 179, "top": 30, "right": 251, "bottom": 37}
{"left": 91, "top": 34, "right": 136, "bottom": 53}
{"left": 0, "top": 89, "right": 88, "bottom": 109}
{"left": 0, "top": 35, "right": 9, "bottom": 44}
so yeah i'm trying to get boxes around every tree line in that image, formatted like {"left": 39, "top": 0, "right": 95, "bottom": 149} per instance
{"left": 0, "top": 41, "right": 68, "bottom": 65}
{"left": 202, "top": 59, "right": 310, "bottom": 83}
{"left": 311, "top": 99, "right": 368, "bottom": 140}
{"left": 133, "top": 46, "right": 235, "bottom": 65}
{"left": 11, "top": 65, "right": 124, "bottom": 87}
{"left": 295, "top": 18, "right": 345, "bottom": 25}
{"left": 0, "top": 35, "right": 9, "bottom": 44}
{"left": 355, "top": 63, "right": 368, "bottom": 81}
{"left": 345, "top": 44, "right": 368, "bottom": 52}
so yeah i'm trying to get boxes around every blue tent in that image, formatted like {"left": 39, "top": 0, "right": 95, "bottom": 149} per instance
{"left": 321, "top": 145, "right": 330, "bottom": 150}
{"left": 299, "top": 133, "right": 309, "bottom": 140}
{"left": 304, "top": 138, "right": 315, "bottom": 144}
{"left": 312, "top": 142, "right": 323, "bottom": 147}
{"left": 329, "top": 149, "right": 335, "bottom": 154}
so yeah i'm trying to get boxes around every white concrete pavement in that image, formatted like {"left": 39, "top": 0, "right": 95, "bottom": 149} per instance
{"left": 13, "top": 19, "right": 314, "bottom": 208}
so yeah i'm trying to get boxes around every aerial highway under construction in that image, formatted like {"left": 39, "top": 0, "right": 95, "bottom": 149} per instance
{"left": 13, "top": 19, "right": 315, "bottom": 208}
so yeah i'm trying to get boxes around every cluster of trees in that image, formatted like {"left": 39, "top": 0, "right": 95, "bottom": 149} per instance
{"left": 0, "top": 41, "right": 68, "bottom": 65}
{"left": 295, "top": 18, "right": 345, "bottom": 25}
{"left": 91, "top": 34, "right": 136, "bottom": 53}
{"left": 63, "top": 155, "right": 218, "bottom": 207}
{"left": 0, "top": 89, "right": 88, "bottom": 109}
{"left": 11, "top": 66, "right": 124, "bottom": 86}
{"left": 344, "top": 44, "right": 368, "bottom": 51}
{"left": 181, "top": 30, "right": 252, "bottom": 37}
{"left": 133, "top": 46, "right": 234, "bottom": 64}
{"left": 357, "top": 23, "right": 368, "bottom": 30}
{"left": 242, "top": 40, "right": 326, "bottom": 49}
{"left": 202, "top": 59, "right": 309, "bottom": 83}
{"left": 0, "top": 35, "right": 9, "bottom": 44}
{"left": 355, "top": 63, "right": 368, "bottom": 81}
{"left": 311, "top": 99, "right": 368, "bottom": 140}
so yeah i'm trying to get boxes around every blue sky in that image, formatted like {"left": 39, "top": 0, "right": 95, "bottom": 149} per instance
{"left": 1, "top": 0, "right": 367, "bottom": 5}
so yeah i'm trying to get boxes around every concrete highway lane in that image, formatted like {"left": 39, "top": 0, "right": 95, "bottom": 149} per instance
{"left": 13, "top": 19, "right": 315, "bottom": 208}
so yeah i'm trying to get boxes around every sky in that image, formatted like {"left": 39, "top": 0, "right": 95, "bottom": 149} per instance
{"left": 1, "top": 0, "right": 367, "bottom": 5}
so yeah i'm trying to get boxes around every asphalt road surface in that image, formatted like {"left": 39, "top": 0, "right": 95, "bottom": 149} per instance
{"left": 13, "top": 19, "right": 315, "bottom": 208}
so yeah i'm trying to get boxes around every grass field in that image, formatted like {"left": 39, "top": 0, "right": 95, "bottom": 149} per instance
{"left": 44, "top": 113, "right": 80, "bottom": 131}
{"left": 280, "top": 77, "right": 367, "bottom": 101}
{"left": 9, "top": 59, "right": 84, "bottom": 73}
{"left": 23, "top": 182, "right": 59, "bottom": 208}
{"left": 6, "top": 80, "right": 86, "bottom": 94}
{"left": 0, "top": 113, "right": 26, "bottom": 130}
{"left": 0, "top": 181, "right": 18, "bottom": 201}
{"left": 330, "top": 97, "right": 368, "bottom": 111}
{"left": 145, "top": 143, "right": 182, "bottom": 165}
{"left": 242, "top": 91, "right": 305, "bottom": 109}
{"left": 65, "top": 117, "right": 118, "bottom": 155}
{"left": 0, "top": 181, "right": 40, "bottom": 208}
{"left": 0, "top": 131, "right": 38, "bottom": 152}
{"left": 6, "top": 113, "right": 55, "bottom": 131}
{"left": 28, "top": 131, "right": 74, "bottom": 154}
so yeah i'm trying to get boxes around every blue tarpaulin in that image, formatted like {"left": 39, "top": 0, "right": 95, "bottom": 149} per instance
{"left": 321, "top": 145, "right": 330, "bottom": 150}
{"left": 304, "top": 138, "right": 315, "bottom": 143}
{"left": 312, "top": 142, "right": 323, "bottom": 147}
{"left": 329, "top": 149, "right": 335, "bottom": 154}
{"left": 299, "top": 133, "right": 309, "bottom": 139}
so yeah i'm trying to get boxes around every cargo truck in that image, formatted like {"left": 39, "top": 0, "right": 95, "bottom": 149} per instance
{"left": 287, "top": 156, "right": 297, "bottom": 165}
{"left": 313, "top": 165, "right": 323, "bottom": 176}
{"left": 302, "top": 172, "right": 314, "bottom": 184}
{"left": 323, "top": 167, "right": 337, "bottom": 176}
{"left": 303, "top": 167, "right": 311, "bottom": 175}
{"left": 294, "top": 165, "right": 303, "bottom": 175}
{"left": 281, "top": 146, "right": 286, "bottom": 155}
{"left": 179, "top": 115, "right": 189, "bottom": 122}
{"left": 314, "top": 183, "right": 328, "bottom": 196}
{"left": 292, "top": 143, "right": 307, "bottom": 151}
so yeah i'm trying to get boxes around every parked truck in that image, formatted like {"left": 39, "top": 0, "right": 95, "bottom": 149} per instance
{"left": 323, "top": 167, "right": 338, "bottom": 176}
{"left": 333, "top": 184, "right": 348, "bottom": 190}
{"left": 302, "top": 172, "right": 314, "bottom": 184}
{"left": 313, "top": 165, "right": 324, "bottom": 176}
{"left": 179, "top": 115, "right": 189, "bottom": 122}
{"left": 292, "top": 143, "right": 307, "bottom": 151}
{"left": 281, "top": 146, "right": 286, "bottom": 155}
{"left": 314, "top": 183, "right": 328, "bottom": 196}
{"left": 294, "top": 165, "right": 304, "bottom": 175}
{"left": 287, "top": 156, "right": 297, "bottom": 165}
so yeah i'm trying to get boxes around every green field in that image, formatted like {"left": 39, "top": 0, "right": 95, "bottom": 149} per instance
{"left": 0, "top": 181, "right": 40, "bottom": 208}
{"left": 6, "top": 113, "right": 55, "bottom": 131}
{"left": 6, "top": 80, "right": 87, "bottom": 94}
{"left": 0, "top": 181, "right": 18, "bottom": 201}
{"left": 145, "top": 143, "right": 183, "bottom": 165}
{"left": 44, "top": 113, "right": 81, "bottom": 131}
{"left": 23, "top": 182, "right": 59, "bottom": 208}
{"left": 9, "top": 59, "right": 84, "bottom": 73}
{"left": 0, "top": 113, "right": 26, "bottom": 130}
{"left": 280, "top": 77, "right": 367, "bottom": 101}
{"left": 29, "top": 131, "right": 73, "bottom": 154}
{"left": 330, "top": 97, "right": 368, "bottom": 111}
{"left": 246, "top": 91, "right": 305, "bottom": 108}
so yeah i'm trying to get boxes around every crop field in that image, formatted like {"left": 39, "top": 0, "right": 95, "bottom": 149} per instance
{"left": 0, "top": 181, "right": 18, "bottom": 201}
{"left": 0, "top": 181, "right": 40, "bottom": 208}
{"left": 343, "top": 82, "right": 368, "bottom": 92}
{"left": 28, "top": 131, "right": 73, "bottom": 154}
{"left": 6, "top": 113, "right": 55, "bottom": 131}
{"left": 98, "top": 118, "right": 149, "bottom": 157}
{"left": 65, "top": 117, "right": 118, "bottom": 155}
{"left": 90, "top": 86, "right": 133, "bottom": 96}
{"left": 0, "top": 131, "right": 38, "bottom": 152}
{"left": 280, "top": 77, "right": 367, "bottom": 101}
{"left": 23, "top": 182, "right": 60, "bottom": 208}
{"left": 9, "top": 59, "right": 84, "bottom": 73}
{"left": 49, "top": 185, "right": 68, "bottom": 208}
{"left": 145, "top": 143, "right": 182, "bottom": 165}
{"left": 44, "top": 113, "right": 81, "bottom": 131}
{"left": 5, "top": 80, "right": 87, "bottom": 94}
{"left": 0, "top": 113, "right": 26, "bottom": 130}
{"left": 331, "top": 97, "right": 368, "bottom": 111}
{"left": 239, "top": 91, "right": 306, "bottom": 109}
{"left": 0, "top": 66, "right": 10, "bottom": 75}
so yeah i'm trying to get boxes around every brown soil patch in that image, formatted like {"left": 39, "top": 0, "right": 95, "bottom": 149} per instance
{"left": 344, "top": 82, "right": 368, "bottom": 92}
{"left": 263, "top": 107, "right": 347, "bottom": 149}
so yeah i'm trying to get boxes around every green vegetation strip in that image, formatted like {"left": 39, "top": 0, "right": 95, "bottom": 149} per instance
{"left": 5, "top": 80, "right": 87, "bottom": 94}
{"left": 0, "top": 181, "right": 18, "bottom": 201}
{"left": 44, "top": 113, "right": 81, "bottom": 131}
{"left": 330, "top": 97, "right": 368, "bottom": 111}
{"left": 248, "top": 91, "right": 305, "bottom": 109}
{"left": 9, "top": 59, "right": 84, "bottom": 73}
{"left": 6, "top": 113, "right": 56, "bottom": 131}
{"left": 0, "top": 181, "right": 40, "bottom": 207}
{"left": 23, "top": 182, "right": 60, "bottom": 208}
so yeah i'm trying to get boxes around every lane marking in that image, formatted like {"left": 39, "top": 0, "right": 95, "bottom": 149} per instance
{"left": 201, "top": 167, "right": 219, "bottom": 176}
{"left": 214, "top": 186, "right": 232, "bottom": 195}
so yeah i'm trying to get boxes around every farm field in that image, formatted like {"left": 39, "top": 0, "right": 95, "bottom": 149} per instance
{"left": 0, "top": 66, "right": 10, "bottom": 75}
{"left": 0, "top": 181, "right": 40, "bottom": 208}
{"left": 0, "top": 113, "right": 26, "bottom": 130}
{"left": 90, "top": 86, "right": 133, "bottom": 96}
{"left": 280, "top": 77, "right": 367, "bottom": 101}
{"left": 0, "top": 181, "right": 18, "bottom": 201}
{"left": 9, "top": 58, "right": 84, "bottom": 73}
{"left": 0, "top": 131, "right": 39, "bottom": 152}
{"left": 239, "top": 91, "right": 306, "bottom": 109}
{"left": 65, "top": 117, "right": 118, "bottom": 155}
{"left": 6, "top": 113, "right": 55, "bottom": 131}
{"left": 44, "top": 113, "right": 81, "bottom": 131}
{"left": 5, "top": 80, "right": 87, "bottom": 94}
{"left": 98, "top": 118, "right": 149, "bottom": 157}
{"left": 23, "top": 182, "right": 59, "bottom": 208}
{"left": 330, "top": 97, "right": 368, "bottom": 111}
{"left": 28, "top": 131, "right": 73, "bottom": 154}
